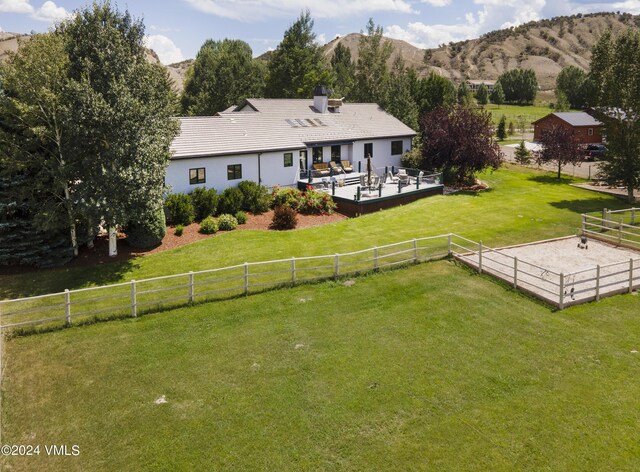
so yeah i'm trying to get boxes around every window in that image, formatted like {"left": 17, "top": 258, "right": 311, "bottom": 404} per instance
{"left": 227, "top": 164, "right": 242, "bottom": 180}
{"left": 391, "top": 140, "right": 403, "bottom": 155}
{"left": 189, "top": 167, "right": 206, "bottom": 185}
{"left": 588, "top": 128, "right": 594, "bottom": 136}
{"left": 331, "top": 145, "right": 341, "bottom": 162}
{"left": 283, "top": 152, "right": 293, "bottom": 167}
{"left": 312, "top": 147, "right": 324, "bottom": 164}
{"left": 364, "top": 143, "right": 373, "bottom": 159}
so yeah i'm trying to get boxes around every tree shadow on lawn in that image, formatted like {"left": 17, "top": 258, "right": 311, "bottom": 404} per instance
{"left": 528, "top": 174, "right": 579, "bottom": 185}
{"left": 0, "top": 257, "right": 139, "bottom": 299}
{"left": 549, "top": 198, "right": 630, "bottom": 215}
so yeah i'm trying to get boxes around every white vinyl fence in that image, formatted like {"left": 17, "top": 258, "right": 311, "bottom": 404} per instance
{"left": 0, "top": 235, "right": 455, "bottom": 332}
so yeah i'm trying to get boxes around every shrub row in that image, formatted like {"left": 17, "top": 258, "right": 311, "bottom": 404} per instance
{"left": 198, "top": 214, "right": 241, "bottom": 234}
{"left": 271, "top": 187, "right": 336, "bottom": 215}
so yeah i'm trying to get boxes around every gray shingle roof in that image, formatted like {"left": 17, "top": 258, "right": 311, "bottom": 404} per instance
{"left": 552, "top": 112, "right": 603, "bottom": 127}
{"left": 170, "top": 98, "right": 416, "bottom": 159}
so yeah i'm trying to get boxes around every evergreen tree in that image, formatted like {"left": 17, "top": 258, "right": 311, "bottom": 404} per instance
{"left": 60, "top": 1, "right": 179, "bottom": 256}
{"left": 353, "top": 18, "right": 393, "bottom": 104}
{"left": 490, "top": 81, "right": 505, "bottom": 106}
{"left": 266, "top": 10, "right": 328, "bottom": 98}
{"left": 457, "top": 81, "right": 474, "bottom": 106}
{"left": 330, "top": 42, "right": 355, "bottom": 99}
{"left": 590, "top": 28, "right": 640, "bottom": 202}
{"left": 181, "top": 39, "right": 266, "bottom": 115}
{"left": 554, "top": 90, "right": 570, "bottom": 111}
{"left": 496, "top": 115, "right": 507, "bottom": 141}
{"left": 476, "top": 83, "right": 489, "bottom": 106}
{"left": 384, "top": 55, "right": 418, "bottom": 130}
{"left": 514, "top": 140, "right": 531, "bottom": 165}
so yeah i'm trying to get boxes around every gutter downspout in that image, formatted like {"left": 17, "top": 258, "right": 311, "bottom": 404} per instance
{"left": 258, "top": 152, "right": 262, "bottom": 185}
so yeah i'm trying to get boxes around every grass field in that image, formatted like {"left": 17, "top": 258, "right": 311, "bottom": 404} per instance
{"left": 3, "top": 262, "right": 640, "bottom": 471}
{"left": 0, "top": 166, "right": 628, "bottom": 301}
{"left": 484, "top": 104, "right": 556, "bottom": 129}
{"left": 2, "top": 165, "right": 639, "bottom": 471}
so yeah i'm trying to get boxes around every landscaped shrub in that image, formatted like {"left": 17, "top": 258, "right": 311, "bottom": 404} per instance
{"left": 235, "top": 211, "right": 248, "bottom": 224}
{"left": 190, "top": 187, "right": 218, "bottom": 221}
{"left": 299, "top": 189, "right": 337, "bottom": 215}
{"left": 174, "top": 225, "right": 184, "bottom": 236}
{"left": 218, "top": 214, "right": 238, "bottom": 231}
{"left": 199, "top": 216, "right": 218, "bottom": 234}
{"left": 271, "top": 187, "right": 303, "bottom": 210}
{"left": 238, "top": 180, "right": 272, "bottom": 213}
{"left": 270, "top": 205, "right": 298, "bottom": 230}
{"left": 125, "top": 208, "right": 166, "bottom": 249}
{"left": 218, "top": 187, "right": 244, "bottom": 215}
{"left": 165, "top": 193, "right": 195, "bottom": 226}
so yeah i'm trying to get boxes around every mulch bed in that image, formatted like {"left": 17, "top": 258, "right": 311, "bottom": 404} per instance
{"left": 0, "top": 211, "right": 347, "bottom": 275}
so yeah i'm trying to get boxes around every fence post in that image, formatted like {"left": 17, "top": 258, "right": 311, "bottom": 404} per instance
{"left": 629, "top": 259, "right": 634, "bottom": 294}
{"left": 373, "top": 247, "right": 379, "bottom": 270}
{"left": 334, "top": 254, "right": 340, "bottom": 277}
{"left": 244, "top": 263, "right": 249, "bottom": 296}
{"left": 618, "top": 218, "right": 623, "bottom": 244}
{"left": 581, "top": 214, "right": 586, "bottom": 234}
{"left": 131, "top": 280, "right": 137, "bottom": 318}
{"left": 397, "top": 180, "right": 402, "bottom": 194}
{"left": 188, "top": 271, "right": 194, "bottom": 303}
{"left": 513, "top": 257, "right": 518, "bottom": 289}
{"left": 65, "top": 289, "right": 71, "bottom": 326}
{"left": 413, "top": 239, "right": 418, "bottom": 262}
{"left": 478, "top": 241, "right": 483, "bottom": 274}
{"left": 602, "top": 208, "right": 607, "bottom": 230}
{"left": 559, "top": 273, "right": 565, "bottom": 310}
{"left": 595, "top": 265, "right": 601, "bottom": 301}
{"left": 447, "top": 234, "right": 452, "bottom": 256}
{"left": 291, "top": 257, "right": 296, "bottom": 284}
{"left": 632, "top": 208, "right": 636, "bottom": 225}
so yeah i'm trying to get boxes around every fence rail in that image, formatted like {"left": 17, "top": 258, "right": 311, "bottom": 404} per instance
{"left": 0, "top": 234, "right": 454, "bottom": 331}
{"left": 4, "top": 219, "right": 640, "bottom": 332}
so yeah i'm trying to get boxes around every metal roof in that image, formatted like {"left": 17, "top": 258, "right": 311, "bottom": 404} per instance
{"left": 550, "top": 112, "right": 603, "bottom": 127}
{"left": 170, "top": 98, "right": 416, "bottom": 159}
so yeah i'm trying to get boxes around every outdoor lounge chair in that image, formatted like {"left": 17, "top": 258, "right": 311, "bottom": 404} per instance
{"left": 387, "top": 171, "right": 398, "bottom": 183}
{"left": 397, "top": 168, "right": 410, "bottom": 185}
{"left": 312, "top": 163, "right": 330, "bottom": 177}
{"left": 341, "top": 160, "right": 353, "bottom": 173}
{"left": 329, "top": 161, "right": 344, "bottom": 174}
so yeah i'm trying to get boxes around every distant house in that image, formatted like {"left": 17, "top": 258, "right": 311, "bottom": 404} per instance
{"left": 466, "top": 80, "right": 496, "bottom": 93}
{"left": 167, "top": 87, "right": 416, "bottom": 194}
{"left": 532, "top": 112, "right": 604, "bottom": 144}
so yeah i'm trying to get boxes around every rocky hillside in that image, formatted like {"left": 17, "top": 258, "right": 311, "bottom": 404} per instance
{"left": 3, "top": 12, "right": 639, "bottom": 93}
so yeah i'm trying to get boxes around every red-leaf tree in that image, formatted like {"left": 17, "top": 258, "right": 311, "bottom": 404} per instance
{"left": 536, "top": 125, "right": 583, "bottom": 179}
{"left": 421, "top": 105, "right": 503, "bottom": 185}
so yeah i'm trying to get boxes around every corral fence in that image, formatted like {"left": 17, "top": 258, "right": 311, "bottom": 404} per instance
{"left": 1, "top": 235, "right": 457, "bottom": 332}
{"left": 582, "top": 207, "right": 640, "bottom": 249}
{"left": 4, "top": 223, "right": 640, "bottom": 333}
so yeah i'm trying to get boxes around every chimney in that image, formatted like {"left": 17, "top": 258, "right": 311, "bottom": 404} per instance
{"left": 313, "top": 85, "right": 329, "bottom": 114}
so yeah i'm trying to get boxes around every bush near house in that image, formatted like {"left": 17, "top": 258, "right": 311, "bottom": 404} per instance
{"left": 238, "top": 181, "right": 272, "bottom": 214}
{"left": 299, "top": 188, "right": 337, "bottom": 215}
{"left": 270, "top": 205, "right": 298, "bottom": 230}
{"left": 218, "top": 187, "right": 244, "bottom": 215}
{"left": 218, "top": 214, "right": 239, "bottom": 231}
{"left": 190, "top": 187, "right": 218, "bottom": 221}
{"left": 235, "top": 211, "right": 248, "bottom": 224}
{"left": 199, "top": 216, "right": 218, "bottom": 234}
{"left": 271, "top": 187, "right": 304, "bottom": 210}
{"left": 165, "top": 194, "right": 195, "bottom": 226}
{"left": 125, "top": 209, "right": 166, "bottom": 249}
{"left": 174, "top": 225, "right": 184, "bottom": 236}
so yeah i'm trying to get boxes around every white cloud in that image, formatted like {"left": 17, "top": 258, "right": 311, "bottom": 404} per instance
{"left": 32, "top": 1, "right": 68, "bottom": 22}
{"left": 316, "top": 33, "right": 327, "bottom": 45}
{"left": 183, "top": 0, "right": 415, "bottom": 21}
{"left": 421, "top": 0, "right": 451, "bottom": 6}
{"left": 144, "top": 34, "right": 185, "bottom": 65}
{"left": 0, "top": 0, "right": 33, "bottom": 13}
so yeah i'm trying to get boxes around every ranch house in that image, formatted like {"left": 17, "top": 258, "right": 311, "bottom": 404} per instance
{"left": 532, "top": 112, "right": 604, "bottom": 145}
{"left": 166, "top": 87, "right": 417, "bottom": 194}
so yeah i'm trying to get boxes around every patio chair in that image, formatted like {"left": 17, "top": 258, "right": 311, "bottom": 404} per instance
{"left": 387, "top": 171, "right": 398, "bottom": 183}
{"left": 341, "top": 160, "right": 353, "bottom": 173}
{"left": 312, "top": 163, "right": 330, "bottom": 177}
{"left": 329, "top": 161, "right": 344, "bottom": 174}
{"left": 397, "top": 168, "right": 410, "bottom": 185}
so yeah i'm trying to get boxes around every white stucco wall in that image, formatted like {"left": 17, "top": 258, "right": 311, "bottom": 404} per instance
{"left": 166, "top": 136, "right": 413, "bottom": 194}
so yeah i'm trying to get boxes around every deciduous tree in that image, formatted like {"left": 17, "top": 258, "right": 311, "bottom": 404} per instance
{"left": 496, "top": 69, "right": 537, "bottom": 104}
{"left": 413, "top": 72, "right": 456, "bottom": 115}
{"left": 490, "top": 81, "right": 505, "bottom": 106}
{"left": 555, "top": 65, "right": 588, "bottom": 109}
{"left": 476, "top": 83, "right": 489, "bottom": 106}
{"left": 384, "top": 55, "right": 418, "bottom": 130}
{"left": 421, "top": 105, "right": 503, "bottom": 185}
{"left": 536, "top": 125, "right": 582, "bottom": 179}
{"left": 590, "top": 28, "right": 640, "bottom": 203}
{"left": 330, "top": 42, "right": 355, "bottom": 99}
{"left": 353, "top": 18, "right": 393, "bottom": 104}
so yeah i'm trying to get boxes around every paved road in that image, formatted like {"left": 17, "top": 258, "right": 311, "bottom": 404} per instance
{"left": 500, "top": 145, "right": 600, "bottom": 180}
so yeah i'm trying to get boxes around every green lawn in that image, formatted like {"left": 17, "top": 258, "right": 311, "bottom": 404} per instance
{"left": 0, "top": 166, "right": 628, "bottom": 301}
{"left": 3, "top": 261, "right": 640, "bottom": 471}
{"left": 484, "top": 104, "right": 556, "bottom": 128}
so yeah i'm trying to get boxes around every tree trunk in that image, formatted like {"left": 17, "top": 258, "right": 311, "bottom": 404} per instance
{"left": 628, "top": 186, "right": 636, "bottom": 204}
{"left": 108, "top": 226, "right": 118, "bottom": 257}
{"left": 557, "top": 162, "right": 562, "bottom": 180}
{"left": 63, "top": 183, "right": 78, "bottom": 257}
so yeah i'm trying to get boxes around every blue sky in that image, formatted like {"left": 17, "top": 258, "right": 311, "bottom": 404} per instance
{"left": 1, "top": 0, "right": 639, "bottom": 64}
